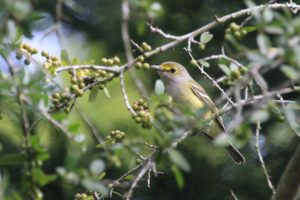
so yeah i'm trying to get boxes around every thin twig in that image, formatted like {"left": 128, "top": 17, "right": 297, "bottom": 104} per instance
{"left": 121, "top": 0, "right": 148, "bottom": 97}
{"left": 120, "top": 72, "right": 135, "bottom": 115}
{"left": 255, "top": 122, "right": 276, "bottom": 195}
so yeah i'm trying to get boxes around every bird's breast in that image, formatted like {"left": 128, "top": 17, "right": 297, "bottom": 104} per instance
{"left": 165, "top": 82, "right": 204, "bottom": 111}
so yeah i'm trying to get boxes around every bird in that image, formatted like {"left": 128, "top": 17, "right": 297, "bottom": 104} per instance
{"left": 153, "top": 61, "right": 245, "bottom": 164}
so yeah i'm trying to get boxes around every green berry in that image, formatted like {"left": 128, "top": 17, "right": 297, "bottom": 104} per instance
{"left": 16, "top": 50, "right": 22, "bottom": 60}
{"left": 190, "top": 59, "right": 198, "bottom": 66}
{"left": 101, "top": 58, "right": 108, "bottom": 65}
{"left": 71, "top": 77, "right": 78, "bottom": 84}
{"left": 24, "top": 59, "right": 30, "bottom": 65}
{"left": 142, "top": 63, "right": 150, "bottom": 70}
{"left": 135, "top": 62, "right": 142, "bottom": 69}
{"left": 241, "top": 29, "right": 247, "bottom": 36}
{"left": 230, "top": 70, "right": 241, "bottom": 80}
{"left": 137, "top": 55, "right": 145, "bottom": 62}
{"left": 230, "top": 22, "right": 240, "bottom": 31}
{"left": 239, "top": 66, "right": 248, "bottom": 75}
{"left": 113, "top": 56, "right": 120, "bottom": 64}
{"left": 225, "top": 34, "right": 232, "bottom": 41}
{"left": 198, "top": 44, "right": 205, "bottom": 50}
{"left": 107, "top": 59, "right": 114, "bottom": 66}
{"left": 233, "top": 31, "right": 241, "bottom": 39}
{"left": 41, "top": 50, "right": 49, "bottom": 57}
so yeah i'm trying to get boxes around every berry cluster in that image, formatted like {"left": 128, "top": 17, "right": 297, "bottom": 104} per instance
{"left": 74, "top": 193, "right": 94, "bottom": 200}
{"left": 108, "top": 130, "right": 126, "bottom": 143}
{"left": 134, "top": 55, "right": 150, "bottom": 70}
{"left": 17, "top": 43, "right": 39, "bottom": 65}
{"left": 101, "top": 56, "right": 120, "bottom": 66}
{"left": 225, "top": 22, "right": 248, "bottom": 41}
{"left": 50, "top": 89, "right": 72, "bottom": 113}
{"left": 132, "top": 99, "right": 152, "bottom": 129}
{"left": 221, "top": 65, "right": 248, "bottom": 86}
{"left": 141, "top": 42, "right": 152, "bottom": 52}
{"left": 41, "top": 50, "right": 62, "bottom": 75}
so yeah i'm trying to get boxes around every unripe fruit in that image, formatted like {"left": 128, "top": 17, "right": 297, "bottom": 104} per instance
{"left": 198, "top": 44, "right": 205, "bottom": 50}
{"left": 137, "top": 55, "right": 145, "bottom": 62}
{"left": 241, "top": 29, "right": 247, "bottom": 36}
{"left": 230, "top": 22, "right": 240, "bottom": 31}
{"left": 24, "top": 59, "right": 30, "bottom": 65}
{"left": 142, "top": 63, "right": 150, "bottom": 70}
{"left": 135, "top": 62, "right": 142, "bottom": 69}
{"left": 113, "top": 56, "right": 120, "bottom": 64}
{"left": 190, "top": 59, "right": 198, "bottom": 66}
{"left": 101, "top": 58, "right": 108, "bottom": 65}
{"left": 107, "top": 59, "right": 114, "bottom": 66}
{"left": 234, "top": 31, "right": 241, "bottom": 39}
{"left": 230, "top": 70, "right": 241, "bottom": 80}
{"left": 16, "top": 50, "right": 22, "bottom": 60}
{"left": 239, "top": 66, "right": 248, "bottom": 75}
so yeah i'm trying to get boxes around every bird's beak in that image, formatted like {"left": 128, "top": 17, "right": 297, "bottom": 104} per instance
{"left": 151, "top": 65, "right": 163, "bottom": 71}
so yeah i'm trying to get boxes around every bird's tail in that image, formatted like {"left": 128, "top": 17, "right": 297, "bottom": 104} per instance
{"left": 225, "top": 144, "right": 246, "bottom": 165}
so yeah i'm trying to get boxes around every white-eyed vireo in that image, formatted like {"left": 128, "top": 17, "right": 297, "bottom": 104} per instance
{"left": 153, "top": 61, "right": 245, "bottom": 164}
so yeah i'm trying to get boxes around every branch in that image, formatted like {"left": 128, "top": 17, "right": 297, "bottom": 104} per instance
{"left": 121, "top": 0, "right": 148, "bottom": 97}
{"left": 255, "top": 122, "right": 276, "bottom": 195}
{"left": 120, "top": 72, "right": 135, "bottom": 115}
{"left": 54, "top": 3, "right": 300, "bottom": 78}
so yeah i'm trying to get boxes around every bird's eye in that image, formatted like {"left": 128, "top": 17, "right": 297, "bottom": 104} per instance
{"left": 170, "top": 67, "right": 177, "bottom": 73}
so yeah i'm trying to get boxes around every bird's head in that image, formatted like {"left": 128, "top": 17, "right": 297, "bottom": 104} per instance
{"left": 153, "top": 61, "right": 192, "bottom": 83}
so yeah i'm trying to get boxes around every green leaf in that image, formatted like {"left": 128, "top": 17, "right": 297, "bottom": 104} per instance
{"left": 32, "top": 168, "right": 57, "bottom": 186}
{"left": 103, "top": 87, "right": 111, "bottom": 98}
{"left": 89, "top": 159, "right": 105, "bottom": 175}
{"left": 229, "top": 62, "right": 238, "bottom": 71}
{"left": 89, "top": 87, "right": 98, "bottom": 102}
{"left": 200, "top": 32, "right": 213, "bottom": 44}
{"left": 241, "top": 26, "right": 257, "bottom": 32}
{"left": 60, "top": 49, "right": 70, "bottom": 65}
{"left": 263, "top": 9, "right": 273, "bottom": 23}
{"left": 52, "top": 112, "right": 67, "bottom": 121}
{"left": 7, "top": 19, "right": 17, "bottom": 42}
{"left": 257, "top": 33, "right": 271, "bottom": 55}
{"left": 155, "top": 79, "right": 165, "bottom": 95}
{"left": 199, "top": 60, "right": 210, "bottom": 68}
{"left": 168, "top": 149, "right": 191, "bottom": 172}
{"left": 281, "top": 65, "right": 298, "bottom": 81}
{"left": 68, "top": 123, "right": 80, "bottom": 132}
{"left": 284, "top": 104, "right": 300, "bottom": 137}
{"left": 218, "top": 64, "right": 230, "bottom": 76}
{"left": 0, "top": 153, "right": 25, "bottom": 166}
{"left": 171, "top": 165, "right": 185, "bottom": 189}
{"left": 250, "top": 110, "right": 270, "bottom": 123}
{"left": 82, "top": 178, "right": 108, "bottom": 195}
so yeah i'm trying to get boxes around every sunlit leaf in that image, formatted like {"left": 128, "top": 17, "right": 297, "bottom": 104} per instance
{"left": 200, "top": 32, "right": 213, "bottom": 44}
{"left": 281, "top": 65, "right": 298, "bottom": 81}
{"left": 32, "top": 168, "right": 57, "bottom": 186}
{"left": 168, "top": 149, "right": 191, "bottom": 172}
{"left": 257, "top": 33, "right": 271, "bottom": 55}
{"left": 61, "top": 49, "right": 70, "bottom": 65}
{"left": 218, "top": 64, "right": 230, "bottom": 76}
{"left": 250, "top": 110, "right": 270, "bottom": 123}
{"left": 199, "top": 60, "right": 210, "bottom": 68}
{"left": 155, "top": 79, "right": 165, "bottom": 95}
{"left": 68, "top": 123, "right": 80, "bottom": 132}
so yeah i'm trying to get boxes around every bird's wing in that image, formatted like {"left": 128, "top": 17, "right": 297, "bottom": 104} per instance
{"left": 190, "top": 81, "right": 225, "bottom": 131}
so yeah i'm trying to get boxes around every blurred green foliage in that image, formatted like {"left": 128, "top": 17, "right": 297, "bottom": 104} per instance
{"left": 0, "top": 0, "right": 300, "bottom": 200}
